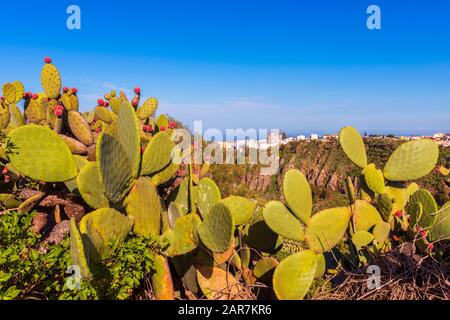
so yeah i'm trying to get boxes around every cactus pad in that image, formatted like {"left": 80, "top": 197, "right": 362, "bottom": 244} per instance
{"left": 79, "top": 208, "right": 133, "bottom": 262}
{"left": 137, "top": 97, "right": 158, "bottom": 120}
{"left": 353, "top": 200, "right": 383, "bottom": 232}
{"left": 165, "top": 213, "right": 201, "bottom": 256}
{"left": 263, "top": 201, "right": 305, "bottom": 242}
{"left": 59, "top": 134, "right": 88, "bottom": 155}
{"left": 168, "top": 179, "right": 190, "bottom": 215}
{"left": 252, "top": 257, "right": 279, "bottom": 284}
{"left": 283, "top": 169, "right": 312, "bottom": 224}
{"left": 339, "top": 126, "right": 367, "bottom": 168}
{"left": 305, "top": 207, "right": 351, "bottom": 253}
{"left": 221, "top": 195, "right": 256, "bottom": 225}
{"left": 40, "top": 63, "right": 61, "bottom": 99}
{"left": 12, "top": 81, "right": 24, "bottom": 103}
{"left": 7, "top": 125, "right": 78, "bottom": 182}
{"left": 363, "top": 164, "right": 385, "bottom": 194}
{"left": 96, "top": 133, "right": 133, "bottom": 203}
{"left": 373, "top": 221, "right": 391, "bottom": 243}
{"left": 383, "top": 139, "right": 439, "bottom": 181}
{"left": 194, "top": 177, "right": 221, "bottom": 219}
{"left": 409, "top": 189, "right": 438, "bottom": 228}
{"left": 0, "top": 102, "right": 10, "bottom": 130}
{"left": 141, "top": 132, "right": 174, "bottom": 176}
{"left": 197, "top": 203, "right": 234, "bottom": 253}
{"left": 68, "top": 111, "right": 94, "bottom": 146}
{"left": 2, "top": 83, "right": 16, "bottom": 104}
{"left": 430, "top": 204, "right": 450, "bottom": 241}
{"left": 196, "top": 265, "right": 240, "bottom": 300}
{"left": 351, "top": 230, "right": 374, "bottom": 248}
{"left": 77, "top": 162, "right": 110, "bottom": 209}
{"left": 124, "top": 177, "right": 161, "bottom": 237}
{"left": 117, "top": 101, "right": 141, "bottom": 178}
{"left": 95, "top": 106, "right": 116, "bottom": 123}
{"left": 272, "top": 250, "right": 317, "bottom": 300}
{"left": 151, "top": 255, "right": 175, "bottom": 300}
{"left": 69, "top": 218, "right": 93, "bottom": 280}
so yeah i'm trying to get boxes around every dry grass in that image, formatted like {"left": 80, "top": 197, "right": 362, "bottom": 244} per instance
{"left": 312, "top": 243, "right": 450, "bottom": 300}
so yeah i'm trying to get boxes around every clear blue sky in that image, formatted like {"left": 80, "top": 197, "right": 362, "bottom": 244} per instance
{"left": 1, "top": 0, "right": 449, "bottom": 135}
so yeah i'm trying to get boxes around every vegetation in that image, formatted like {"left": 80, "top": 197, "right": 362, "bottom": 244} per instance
{"left": 0, "top": 58, "right": 448, "bottom": 300}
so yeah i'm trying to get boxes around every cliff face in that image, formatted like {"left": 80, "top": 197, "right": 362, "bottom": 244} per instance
{"left": 210, "top": 139, "right": 450, "bottom": 206}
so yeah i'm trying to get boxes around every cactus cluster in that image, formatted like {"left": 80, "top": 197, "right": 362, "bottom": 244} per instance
{"left": 0, "top": 58, "right": 448, "bottom": 301}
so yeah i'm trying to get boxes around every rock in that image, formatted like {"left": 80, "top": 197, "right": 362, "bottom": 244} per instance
{"left": 64, "top": 203, "right": 85, "bottom": 222}
{"left": 46, "top": 220, "right": 70, "bottom": 244}
{"left": 32, "top": 213, "right": 49, "bottom": 234}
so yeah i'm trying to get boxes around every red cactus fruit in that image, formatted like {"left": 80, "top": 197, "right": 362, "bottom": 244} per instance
{"left": 97, "top": 99, "right": 104, "bottom": 106}
{"left": 168, "top": 121, "right": 177, "bottom": 129}
{"left": 54, "top": 105, "right": 64, "bottom": 117}
{"left": 395, "top": 210, "right": 403, "bottom": 218}
{"left": 95, "top": 127, "right": 101, "bottom": 133}
{"left": 32, "top": 93, "right": 39, "bottom": 100}
{"left": 134, "top": 86, "right": 141, "bottom": 95}
{"left": 103, "top": 101, "right": 109, "bottom": 107}
{"left": 44, "top": 56, "right": 52, "bottom": 64}
{"left": 63, "top": 86, "right": 69, "bottom": 93}
{"left": 141, "top": 146, "right": 146, "bottom": 154}
{"left": 71, "top": 88, "right": 78, "bottom": 94}
{"left": 2, "top": 167, "right": 8, "bottom": 175}
{"left": 427, "top": 243, "right": 434, "bottom": 252}
{"left": 4, "top": 175, "right": 10, "bottom": 183}
{"left": 132, "top": 97, "right": 139, "bottom": 107}
{"left": 159, "top": 126, "right": 166, "bottom": 131}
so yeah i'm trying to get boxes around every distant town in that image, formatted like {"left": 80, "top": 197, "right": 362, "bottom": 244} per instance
{"left": 214, "top": 131, "right": 450, "bottom": 151}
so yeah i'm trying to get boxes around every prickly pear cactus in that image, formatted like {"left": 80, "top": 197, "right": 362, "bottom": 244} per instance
{"left": 41, "top": 63, "right": 61, "bottom": 99}
{"left": 339, "top": 126, "right": 367, "bottom": 169}
{"left": 79, "top": 208, "right": 133, "bottom": 262}
{"left": 70, "top": 218, "right": 93, "bottom": 281}
{"left": 305, "top": 207, "right": 351, "bottom": 253}
{"left": 68, "top": 111, "right": 94, "bottom": 146}
{"left": 7, "top": 125, "right": 78, "bottom": 182}
{"left": 197, "top": 203, "right": 234, "bottom": 253}
{"left": 363, "top": 164, "right": 385, "bottom": 194}
{"left": 194, "top": 177, "right": 221, "bottom": 219}
{"left": 141, "top": 132, "right": 174, "bottom": 176}
{"left": 263, "top": 201, "right": 305, "bottom": 242}
{"left": 124, "top": 177, "right": 161, "bottom": 237}
{"left": 221, "top": 195, "right": 255, "bottom": 225}
{"left": 77, "top": 162, "right": 110, "bottom": 209}
{"left": 117, "top": 101, "right": 141, "bottom": 178}
{"left": 165, "top": 213, "right": 201, "bottom": 257}
{"left": 272, "top": 250, "right": 317, "bottom": 300}
{"left": 383, "top": 139, "right": 439, "bottom": 181}
{"left": 283, "top": 169, "right": 312, "bottom": 224}
{"left": 137, "top": 97, "right": 158, "bottom": 120}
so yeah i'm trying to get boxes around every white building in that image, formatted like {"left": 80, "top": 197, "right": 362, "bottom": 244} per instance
{"left": 310, "top": 134, "right": 319, "bottom": 140}
{"left": 297, "top": 135, "right": 306, "bottom": 141}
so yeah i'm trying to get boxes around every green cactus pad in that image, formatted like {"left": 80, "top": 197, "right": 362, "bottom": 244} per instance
{"left": 315, "top": 254, "right": 326, "bottom": 280}
{"left": 373, "top": 221, "right": 391, "bottom": 243}
{"left": 197, "top": 203, "right": 234, "bottom": 253}
{"left": 109, "top": 97, "right": 121, "bottom": 114}
{"left": 141, "top": 131, "right": 174, "bottom": 176}
{"left": 383, "top": 139, "right": 439, "bottom": 181}
{"left": 351, "top": 230, "right": 374, "bottom": 248}
{"left": 409, "top": 189, "right": 438, "bottom": 228}
{"left": 96, "top": 133, "right": 133, "bottom": 203}
{"left": 59, "top": 134, "right": 88, "bottom": 155}
{"left": 243, "top": 217, "right": 282, "bottom": 253}
{"left": 262, "top": 201, "right": 305, "bottom": 242}
{"left": 194, "top": 177, "right": 222, "bottom": 219}
{"left": 252, "top": 257, "right": 279, "bottom": 284}
{"left": 156, "top": 114, "right": 169, "bottom": 130}
{"left": 69, "top": 218, "right": 93, "bottom": 281}
{"left": 7, "top": 125, "right": 78, "bottom": 182}
{"left": 409, "top": 202, "right": 423, "bottom": 228}
{"left": 95, "top": 106, "right": 116, "bottom": 123}
{"left": 150, "top": 162, "right": 178, "bottom": 186}
{"left": 196, "top": 265, "right": 240, "bottom": 300}
{"left": 151, "top": 254, "right": 175, "bottom": 300}
{"left": 8, "top": 103, "right": 24, "bottom": 128}
{"left": 384, "top": 185, "right": 410, "bottom": 212}
{"left": 117, "top": 101, "right": 141, "bottom": 178}
{"left": 305, "top": 207, "right": 351, "bottom": 253}
{"left": 167, "top": 179, "right": 189, "bottom": 215}
{"left": 272, "top": 250, "right": 317, "bottom": 300}
{"left": 165, "top": 213, "right": 201, "bottom": 256}
{"left": 0, "top": 102, "right": 10, "bottom": 130}
{"left": 167, "top": 202, "right": 182, "bottom": 229}
{"left": 363, "top": 164, "right": 385, "bottom": 194}
{"left": 339, "top": 126, "right": 367, "bottom": 169}
{"left": 430, "top": 204, "right": 450, "bottom": 241}
{"left": 79, "top": 208, "right": 133, "bottom": 262}
{"left": 2, "top": 83, "right": 16, "bottom": 104}
{"left": 124, "top": 177, "right": 161, "bottom": 237}
{"left": 12, "top": 81, "right": 24, "bottom": 103}
{"left": 77, "top": 162, "right": 110, "bottom": 209}
{"left": 221, "top": 195, "right": 256, "bottom": 225}
{"left": 353, "top": 200, "right": 383, "bottom": 232}
{"left": 137, "top": 97, "right": 158, "bottom": 120}
{"left": 378, "top": 193, "right": 393, "bottom": 221}
{"left": 25, "top": 99, "right": 46, "bottom": 124}
{"left": 283, "top": 169, "right": 312, "bottom": 224}
{"left": 40, "top": 63, "right": 61, "bottom": 99}
{"left": 68, "top": 111, "right": 94, "bottom": 146}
